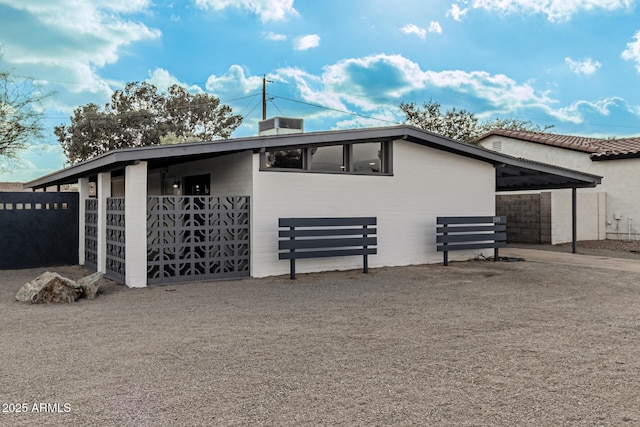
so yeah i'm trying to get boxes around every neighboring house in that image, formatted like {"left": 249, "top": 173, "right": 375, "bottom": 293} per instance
{"left": 0, "top": 182, "right": 78, "bottom": 192}
{"left": 0, "top": 182, "right": 31, "bottom": 192}
{"left": 24, "top": 121, "right": 600, "bottom": 287}
{"left": 476, "top": 129, "right": 640, "bottom": 243}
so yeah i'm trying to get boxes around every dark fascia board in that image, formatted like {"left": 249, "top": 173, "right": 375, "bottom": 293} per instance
{"left": 24, "top": 125, "right": 601, "bottom": 189}
{"left": 591, "top": 152, "right": 640, "bottom": 161}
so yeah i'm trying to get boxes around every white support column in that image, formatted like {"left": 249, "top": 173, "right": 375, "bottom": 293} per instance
{"left": 97, "top": 173, "right": 111, "bottom": 274}
{"left": 125, "top": 161, "right": 148, "bottom": 288}
{"left": 78, "top": 177, "right": 90, "bottom": 265}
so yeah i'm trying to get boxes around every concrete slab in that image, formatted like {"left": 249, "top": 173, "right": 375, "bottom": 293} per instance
{"left": 501, "top": 247, "right": 640, "bottom": 273}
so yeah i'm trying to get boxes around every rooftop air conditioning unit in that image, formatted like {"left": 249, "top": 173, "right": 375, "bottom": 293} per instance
{"left": 258, "top": 117, "right": 304, "bottom": 136}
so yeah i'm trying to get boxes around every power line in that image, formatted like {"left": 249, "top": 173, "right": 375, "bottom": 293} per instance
{"left": 270, "top": 95, "right": 403, "bottom": 125}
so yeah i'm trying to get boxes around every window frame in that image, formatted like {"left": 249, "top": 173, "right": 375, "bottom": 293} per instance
{"left": 260, "top": 140, "right": 393, "bottom": 176}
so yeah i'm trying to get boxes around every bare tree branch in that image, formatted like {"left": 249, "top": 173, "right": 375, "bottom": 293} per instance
{"left": 0, "top": 67, "right": 47, "bottom": 161}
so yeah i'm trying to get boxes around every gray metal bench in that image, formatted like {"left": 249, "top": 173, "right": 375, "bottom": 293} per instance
{"left": 436, "top": 216, "right": 507, "bottom": 266}
{"left": 278, "top": 217, "right": 377, "bottom": 279}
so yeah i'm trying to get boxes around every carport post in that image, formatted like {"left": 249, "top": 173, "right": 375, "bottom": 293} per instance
{"left": 97, "top": 172, "right": 111, "bottom": 274}
{"left": 78, "top": 177, "right": 90, "bottom": 265}
{"left": 572, "top": 187, "right": 577, "bottom": 254}
{"left": 124, "top": 161, "right": 148, "bottom": 288}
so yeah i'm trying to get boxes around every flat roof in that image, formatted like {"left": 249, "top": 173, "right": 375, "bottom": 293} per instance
{"left": 25, "top": 125, "right": 601, "bottom": 192}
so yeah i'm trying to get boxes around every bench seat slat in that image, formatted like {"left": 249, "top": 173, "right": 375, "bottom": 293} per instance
{"left": 279, "top": 227, "right": 377, "bottom": 238}
{"left": 437, "top": 241, "right": 507, "bottom": 252}
{"left": 436, "top": 224, "right": 506, "bottom": 233}
{"left": 279, "top": 217, "right": 376, "bottom": 227}
{"left": 279, "top": 237, "right": 377, "bottom": 250}
{"left": 279, "top": 248, "right": 377, "bottom": 260}
{"left": 437, "top": 232, "right": 507, "bottom": 244}
{"left": 437, "top": 216, "right": 506, "bottom": 225}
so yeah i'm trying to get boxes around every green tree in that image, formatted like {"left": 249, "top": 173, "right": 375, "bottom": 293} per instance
{"left": 400, "top": 99, "right": 550, "bottom": 142}
{"left": 55, "top": 82, "right": 243, "bottom": 164}
{"left": 0, "top": 63, "right": 47, "bottom": 164}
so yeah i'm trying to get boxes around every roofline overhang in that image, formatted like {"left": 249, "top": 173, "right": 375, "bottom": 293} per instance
{"left": 24, "top": 125, "right": 602, "bottom": 191}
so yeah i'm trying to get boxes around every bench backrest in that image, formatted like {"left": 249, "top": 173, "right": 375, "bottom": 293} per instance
{"left": 436, "top": 216, "right": 507, "bottom": 252}
{"left": 278, "top": 217, "right": 377, "bottom": 260}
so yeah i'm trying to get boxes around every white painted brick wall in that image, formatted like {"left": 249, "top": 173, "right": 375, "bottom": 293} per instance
{"left": 549, "top": 190, "right": 605, "bottom": 244}
{"left": 250, "top": 139, "right": 496, "bottom": 277}
{"left": 166, "top": 151, "right": 253, "bottom": 197}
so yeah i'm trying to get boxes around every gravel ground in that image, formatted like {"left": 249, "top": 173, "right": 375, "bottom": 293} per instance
{"left": 513, "top": 239, "right": 640, "bottom": 260}
{"left": 1, "top": 246, "right": 640, "bottom": 426}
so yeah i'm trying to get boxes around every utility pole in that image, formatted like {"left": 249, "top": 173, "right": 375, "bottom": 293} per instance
{"left": 262, "top": 75, "right": 267, "bottom": 120}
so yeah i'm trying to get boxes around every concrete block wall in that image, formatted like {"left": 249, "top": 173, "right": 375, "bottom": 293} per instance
{"left": 496, "top": 194, "right": 542, "bottom": 243}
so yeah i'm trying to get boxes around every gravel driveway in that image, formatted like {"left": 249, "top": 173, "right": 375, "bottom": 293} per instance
{"left": 2, "top": 254, "right": 640, "bottom": 426}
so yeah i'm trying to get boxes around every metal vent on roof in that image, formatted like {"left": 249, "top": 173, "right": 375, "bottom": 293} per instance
{"left": 493, "top": 140, "right": 502, "bottom": 152}
{"left": 258, "top": 117, "right": 304, "bottom": 136}
{"left": 259, "top": 118, "right": 275, "bottom": 133}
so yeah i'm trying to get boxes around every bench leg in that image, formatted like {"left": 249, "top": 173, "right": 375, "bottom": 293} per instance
{"left": 290, "top": 259, "right": 296, "bottom": 280}
{"left": 444, "top": 251, "right": 449, "bottom": 266}
{"left": 494, "top": 248, "right": 499, "bottom": 262}
{"left": 363, "top": 254, "right": 368, "bottom": 274}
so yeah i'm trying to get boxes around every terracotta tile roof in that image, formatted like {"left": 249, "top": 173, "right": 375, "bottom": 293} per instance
{"left": 478, "top": 129, "right": 640, "bottom": 159}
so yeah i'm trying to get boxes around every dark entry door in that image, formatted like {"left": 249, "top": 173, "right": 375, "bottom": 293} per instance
{"left": 0, "top": 192, "right": 79, "bottom": 269}
{"left": 183, "top": 174, "right": 210, "bottom": 196}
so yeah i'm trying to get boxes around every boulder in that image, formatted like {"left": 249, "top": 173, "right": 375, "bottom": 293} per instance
{"left": 75, "top": 271, "right": 103, "bottom": 300}
{"left": 16, "top": 271, "right": 103, "bottom": 304}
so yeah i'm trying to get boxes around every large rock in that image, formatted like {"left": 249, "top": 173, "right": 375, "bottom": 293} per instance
{"left": 16, "top": 271, "right": 103, "bottom": 304}
{"left": 75, "top": 271, "right": 103, "bottom": 300}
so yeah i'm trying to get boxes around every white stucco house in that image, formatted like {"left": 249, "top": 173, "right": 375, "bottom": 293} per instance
{"left": 477, "top": 129, "right": 640, "bottom": 243}
{"left": 25, "top": 121, "right": 600, "bottom": 287}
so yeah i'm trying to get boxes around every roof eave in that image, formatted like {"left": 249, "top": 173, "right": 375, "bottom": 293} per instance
{"left": 24, "top": 125, "right": 602, "bottom": 191}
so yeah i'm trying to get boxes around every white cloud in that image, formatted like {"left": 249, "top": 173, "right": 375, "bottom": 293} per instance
{"left": 0, "top": 143, "right": 68, "bottom": 182}
{"left": 558, "top": 96, "right": 640, "bottom": 125}
{"left": 468, "top": 0, "right": 636, "bottom": 22}
{"left": 263, "top": 31, "right": 287, "bottom": 41}
{"left": 429, "top": 21, "right": 443, "bottom": 34}
{"left": 447, "top": 4, "right": 469, "bottom": 21}
{"left": 276, "top": 67, "right": 348, "bottom": 112}
{"left": 565, "top": 57, "right": 602, "bottom": 75}
{"left": 622, "top": 30, "right": 640, "bottom": 72}
{"left": 283, "top": 53, "right": 567, "bottom": 120}
{"left": 401, "top": 24, "right": 427, "bottom": 39}
{"left": 146, "top": 68, "right": 204, "bottom": 93}
{"left": 293, "top": 34, "right": 320, "bottom": 51}
{"left": 0, "top": 0, "right": 160, "bottom": 66}
{"left": 193, "top": 0, "right": 298, "bottom": 22}
{"left": 205, "top": 65, "right": 264, "bottom": 97}
{"left": 0, "top": 0, "right": 160, "bottom": 110}
{"left": 203, "top": 53, "right": 634, "bottom": 136}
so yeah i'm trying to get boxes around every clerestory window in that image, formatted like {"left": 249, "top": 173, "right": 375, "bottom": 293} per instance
{"left": 261, "top": 141, "right": 392, "bottom": 175}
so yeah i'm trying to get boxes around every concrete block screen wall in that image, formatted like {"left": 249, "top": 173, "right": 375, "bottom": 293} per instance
{"left": 495, "top": 193, "right": 548, "bottom": 244}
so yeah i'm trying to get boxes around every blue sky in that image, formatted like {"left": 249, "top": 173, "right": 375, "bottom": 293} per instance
{"left": 2, "top": 0, "right": 640, "bottom": 181}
